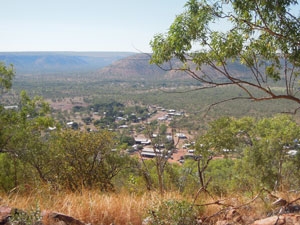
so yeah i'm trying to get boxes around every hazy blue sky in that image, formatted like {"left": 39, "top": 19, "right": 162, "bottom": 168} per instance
{"left": 0, "top": 0, "right": 188, "bottom": 52}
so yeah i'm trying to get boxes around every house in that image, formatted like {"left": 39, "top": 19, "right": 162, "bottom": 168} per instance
{"left": 287, "top": 150, "right": 298, "bottom": 156}
{"left": 141, "top": 152, "right": 157, "bottom": 158}
{"left": 158, "top": 116, "right": 168, "bottom": 121}
{"left": 176, "top": 133, "right": 187, "bottom": 139}
{"left": 4, "top": 105, "right": 18, "bottom": 110}
{"left": 142, "top": 147, "right": 155, "bottom": 153}
{"left": 48, "top": 126, "right": 57, "bottom": 131}
{"left": 135, "top": 138, "right": 151, "bottom": 145}
{"left": 141, "top": 148, "right": 162, "bottom": 158}
{"left": 152, "top": 133, "right": 158, "bottom": 138}
{"left": 174, "top": 112, "right": 183, "bottom": 116}
{"left": 67, "top": 121, "right": 74, "bottom": 127}
{"left": 183, "top": 143, "right": 191, "bottom": 149}
{"left": 116, "top": 117, "right": 126, "bottom": 121}
{"left": 166, "top": 135, "right": 173, "bottom": 141}
{"left": 142, "top": 147, "right": 161, "bottom": 153}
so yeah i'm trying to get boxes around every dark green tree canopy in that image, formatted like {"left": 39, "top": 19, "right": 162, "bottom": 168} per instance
{"left": 150, "top": 0, "right": 300, "bottom": 112}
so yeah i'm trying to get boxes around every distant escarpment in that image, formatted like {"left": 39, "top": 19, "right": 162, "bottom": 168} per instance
{"left": 0, "top": 51, "right": 135, "bottom": 74}
{"left": 96, "top": 53, "right": 252, "bottom": 81}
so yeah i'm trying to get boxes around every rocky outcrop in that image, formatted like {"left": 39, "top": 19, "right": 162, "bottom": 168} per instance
{"left": 212, "top": 205, "right": 300, "bottom": 225}
{"left": 214, "top": 214, "right": 300, "bottom": 225}
{"left": 45, "top": 212, "right": 88, "bottom": 225}
{"left": 251, "top": 214, "right": 300, "bottom": 225}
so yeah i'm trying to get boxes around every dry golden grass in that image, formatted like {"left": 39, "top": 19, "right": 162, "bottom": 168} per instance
{"left": 1, "top": 187, "right": 299, "bottom": 225}
{"left": 0, "top": 188, "right": 188, "bottom": 225}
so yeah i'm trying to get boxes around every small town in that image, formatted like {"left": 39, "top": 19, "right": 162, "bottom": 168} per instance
{"left": 1, "top": 0, "right": 300, "bottom": 224}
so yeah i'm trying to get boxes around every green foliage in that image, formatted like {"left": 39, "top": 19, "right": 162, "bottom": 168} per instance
{"left": 49, "top": 129, "right": 129, "bottom": 191}
{"left": 0, "top": 154, "right": 21, "bottom": 192}
{"left": 119, "top": 135, "right": 135, "bottom": 146}
{"left": 158, "top": 124, "right": 167, "bottom": 135}
{"left": 94, "top": 116, "right": 115, "bottom": 128}
{"left": 240, "top": 115, "right": 300, "bottom": 190}
{"left": 0, "top": 91, "right": 55, "bottom": 155}
{"left": 2, "top": 46, "right": 300, "bottom": 200}
{"left": 197, "top": 116, "right": 254, "bottom": 156}
{"left": 197, "top": 114, "right": 300, "bottom": 191}
{"left": 177, "top": 159, "right": 199, "bottom": 193}
{"left": 82, "top": 116, "right": 92, "bottom": 125}
{"left": 0, "top": 62, "right": 14, "bottom": 92}
{"left": 72, "top": 105, "right": 85, "bottom": 112}
{"left": 90, "top": 100, "right": 125, "bottom": 115}
{"left": 205, "top": 159, "right": 235, "bottom": 195}
{"left": 9, "top": 205, "right": 42, "bottom": 225}
{"left": 150, "top": 0, "right": 300, "bottom": 109}
{"left": 0, "top": 70, "right": 58, "bottom": 191}
{"left": 147, "top": 199, "right": 200, "bottom": 225}
{"left": 0, "top": 87, "right": 134, "bottom": 193}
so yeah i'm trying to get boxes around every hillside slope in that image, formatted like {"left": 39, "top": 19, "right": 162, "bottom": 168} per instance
{"left": 96, "top": 53, "right": 252, "bottom": 81}
{"left": 96, "top": 53, "right": 167, "bottom": 79}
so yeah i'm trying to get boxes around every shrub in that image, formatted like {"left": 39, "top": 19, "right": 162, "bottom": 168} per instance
{"left": 147, "top": 199, "right": 199, "bottom": 225}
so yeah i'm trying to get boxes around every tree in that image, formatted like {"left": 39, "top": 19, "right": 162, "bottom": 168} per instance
{"left": 197, "top": 116, "right": 254, "bottom": 156}
{"left": 140, "top": 122, "right": 176, "bottom": 195}
{"left": 197, "top": 115, "right": 300, "bottom": 191}
{"left": 49, "top": 129, "right": 130, "bottom": 191}
{"left": 1, "top": 91, "right": 54, "bottom": 150}
{"left": 0, "top": 62, "right": 60, "bottom": 191}
{"left": 240, "top": 115, "right": 300, "bottom": 191}
{"left": 119, "top": 135, "right": 135, "bottom": 146}
{"left": 150, "top": 0, "right": 300, "bottom": 112}
{"left": 0, "top": 62, "right": 14, "bottom": 93}
{"left": 0, "top": 91, "right": 56, "bottom": 190}
{"left": 0, "top": 62, "right": 15, "bottom": 152}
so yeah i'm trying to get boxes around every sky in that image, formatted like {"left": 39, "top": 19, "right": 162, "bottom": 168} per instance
{"left": 0, "top": 0, "right": 188, "bottom": 53}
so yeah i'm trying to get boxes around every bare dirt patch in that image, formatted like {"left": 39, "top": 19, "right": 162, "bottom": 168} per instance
{"left": 47, "top": 97, "right": 88, "bottom": 112}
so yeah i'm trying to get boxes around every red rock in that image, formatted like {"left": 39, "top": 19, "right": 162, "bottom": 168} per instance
{"left": 0, "top": 206, "right": 11, "bottom": 225}
{"left": 251, "top": 214, "right": 300, "bottom": 225}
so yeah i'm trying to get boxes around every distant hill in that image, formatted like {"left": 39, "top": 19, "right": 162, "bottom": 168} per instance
{"left": 96, "top": 53, "right": 198, "bottom": 80}
{"left": 96, "top": 53, "right": 252, "bottom": 81}
{"left": 0, "top": 52, "right": 135, "bottom": 75}
{"left": 0, "top": 51, "right": 253, "bottom": 81}
{"left": 96, "top": 53, "right": 167, "bottom": 79}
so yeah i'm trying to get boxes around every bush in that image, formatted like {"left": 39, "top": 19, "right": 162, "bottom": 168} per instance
{"left": 9, "top": 205, "right": 42, "bottom": 225}
{"left": 147, "top": 199, "right": 199, "bottom": 225}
